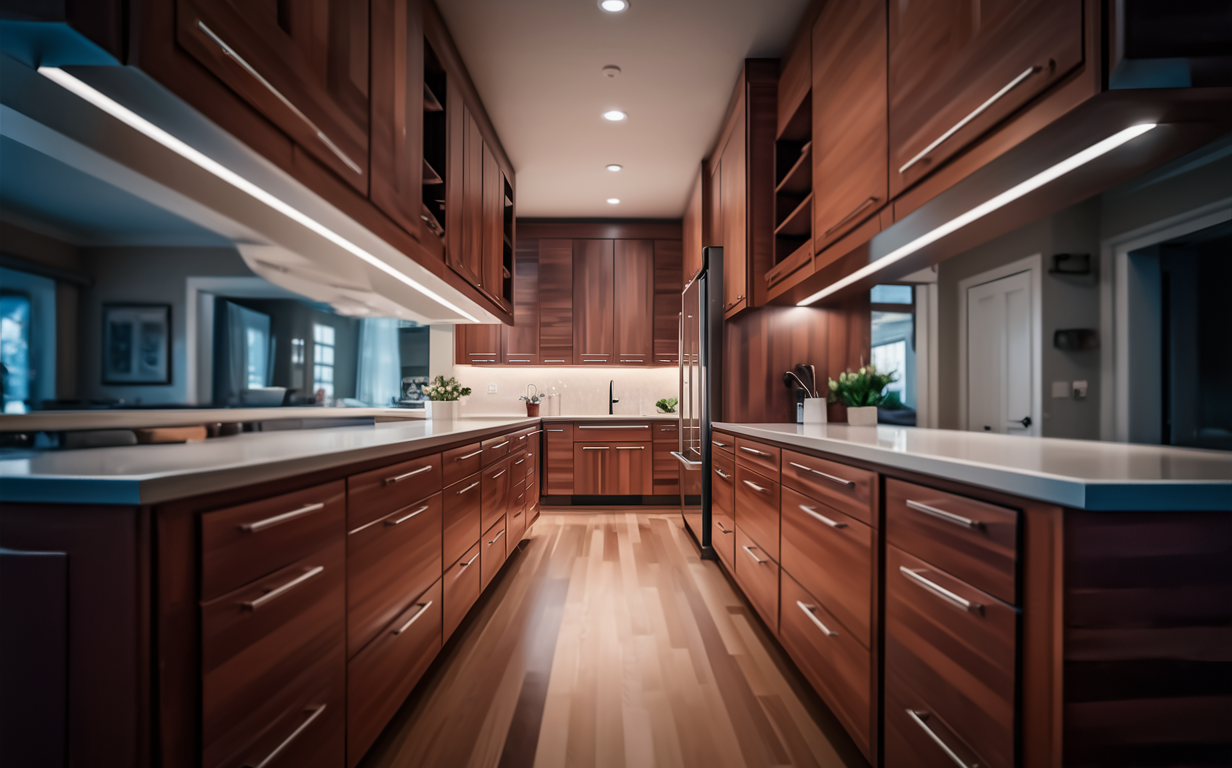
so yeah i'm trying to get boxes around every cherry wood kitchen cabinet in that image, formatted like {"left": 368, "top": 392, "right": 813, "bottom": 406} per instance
{"left": 502, "top": 238, "right": 540, "bottom": 365}
{"left": 370, "top": 0, "right": 425, "bottom": 241}
{"left": 572, "top": 239, "right": 615, "bottom": 365}
{"left": 613, "top": 240, "right": 654, "bottom": 366}
{"left": 481, "top": 142, "right": 513, "bottom": 311}
{"left": 571, "top": 443, "right": 652, "bottom": 496}
{"left": 454, "top": 323, "right": 501, "bottom": 365}
{"left": 653, "top": 240, "right": 683, "bottom": 366}
{"left": 887, "top": 0, "right": 1084, "bottom": 198}
{"left": 447, "top": 95, "right": 484, "bottom": 288}
{"left": 682, "top": 168, "right": 707, "bottom": 282}
{"left": 544, "top": 423, "right": 575, "bottom": 495}
{"left": 810, "top": 0, "right": 888, "bottom": 258}
{"left": 537, "top": 239, "right": 574, "bottom": 365}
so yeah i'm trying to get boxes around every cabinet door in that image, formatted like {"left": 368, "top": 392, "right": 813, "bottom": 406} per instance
{"left": 707, "top": 160, "right": 724, "bottom": 248}
{"left": 369, "top": 0, "right": 424, "bottom": 239}
{"left": 455, "top": 325, "right": 501, "bottom": 365}
{"left": 653, "top": 240, "right": 683, "bottom": 366}
{"left": 538, "top": 239, "right": 574, "bottom": 365}
{"left": 544, "top": 424, "right": 574, "bottom": 495}
{"left": 573, "top": 444, "right": 606, "bottom": 495}
{"left": 888, "top": 0, "right": 1082, "bottom": 198}
{"left": 613, "top": 240, "right": 654, "bottom": 366}
{"left": 572, "top": 240, "right": 614, "bottom": 364}
{"left": 176, "top": 0, "right": 369, "bottom": 190}
{"left": 609, "top": 443, "right": 653, "bottom": 495}
{"left": 447, "top": 97, "right": 484, "bottom": 287}
{"left": 481, "top": 142, "right": 508, "bottom": 307}
{"left": 812, "top": 0, "right": 887, "bottom": 254}
{"left": 502, "top": 239, "right": 540, "bottom": 365}
{"left": 720, "top": 118, "right": 747, "bottom": 316}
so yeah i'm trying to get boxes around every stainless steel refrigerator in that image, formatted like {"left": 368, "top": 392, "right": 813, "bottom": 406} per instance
{"left": 674, "top": 246, "right": 723, "bottom": 553}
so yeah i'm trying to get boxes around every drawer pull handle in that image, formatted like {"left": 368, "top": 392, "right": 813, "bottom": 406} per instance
{"left": 788, "top": 461, "right": 856, "bottom": 489}
{"left": 490, "top": 440, "right": 510, "bottom": 450}
{"left": 492, "top": 470, "right": 506, "bottom": 479}
{"left": 899, "top": 65, "right": 1041, "bottom": 175}
{"left": 714, "top": 468, "right": 731, "bottom": 479}
{"left": 386, "top": 504, "right": 429, "bottom": 526}
{"left": 905, "top": 709, "right": 975, "bottom": 768}
{"left": 712, "top": 441, "right": 729, "bottom": 448}
{"left": 715, "top": 520, "right": 732, "bottom": 534}
{"left": 244, "top": 704, "right": 328, "bottom": 768}
{"left": 509, "top": 359, "right": 531, "bottom": 363}
{"left": 800, "top": 505, "right": 847, "bottom": 529}
{"left": 196, "top": 21, "right": 363, "bottom": 177}
{"left": 900, "top": 567, "right": 983, "bottom": 614}
{"left": 243, "top": 566, "right": 324, "bottom": 611}
{"left": 546, "top": 429, "right": 565, "bottom": 432}
{"left": 459, "top": 552, "right": 480, "bottom": 570}
{"left": 456, "top": 449, "right": 483, "bottom": 460}
{"left": 239, "top": 502, "right": 325, "bottom": 533}
{"left": 823, "top": 197, "right": 879, "bottom": 236}
{"left": 906, "top": 499, "right": 982, "bottom": 529}
{"left": 579, "top": 425, "right": 650, "bottom": 429}
{"left": 489, "top": 529, "right": 506, "bottom": 545}
{"left": 393, "top": 601, "right": 433, "bottom": 635}
{"left": 545, "top": 359, "right": 567, "bottom": 363}
{"left": 514, "top": 458, "right": 526, "bottom": 465}
{"left": 457, "top": 481, "right": 480, "bottom": 495}
{"left": 616, "top": 446, "right": 645, "bottom": 450}
{"left": 739, "top": 446, "right": 770, "bottom": 456}
{"left": 385, "top": 464, "right": 433, "bottom": 485}
{"left": 582, "top": 446, "right": 610, "bottom": 450}
{"left": 742, "top": 545, "right": 767, "bottom": 565}
{"left": 742, "top": 480, "right": 770, "bottom": 494}
{"left": 796, "top": 600, "right": 838, "bottom": 637}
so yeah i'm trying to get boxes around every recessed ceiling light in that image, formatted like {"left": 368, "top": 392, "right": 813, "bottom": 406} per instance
{"left": 599, "top": 0, "right": 629, "bottom": 12}
{"left": 603, "top": 110, "right": 627, "bottom": 122}
{"left": 607, "top": 198, "right": 621, "bottom": 205}
{"left": 606, "top": 164, "right": 623, "bottom": 172}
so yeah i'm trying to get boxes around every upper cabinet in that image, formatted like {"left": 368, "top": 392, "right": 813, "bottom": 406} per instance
{"left": 502, "top": 239, "right": 539, "bottom": 365}
{"left": 653, "top": 240, "right": 683, "bottom": 366}
{"left": 682, "top": 167, "right": 706, "bottom": 283}
{"left": 175, "top": 0, "right": 371, "bottom": 191}
{"left": 537, "top": 239, "right": 574, "bottom": 365}
{"left": 572, "top": 240, "right": 615, "bottom": 365}
{"left": 613, "top": 240, "right": 654, "bottom": 366}
{"left": 887, "top": 0, "right": 1083, "bottom": 198}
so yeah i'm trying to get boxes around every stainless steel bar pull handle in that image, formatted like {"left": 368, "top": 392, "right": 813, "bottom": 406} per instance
{"left": 196, "top": 22, "right": 363, "bottom": 176}
{"left": 800, "top": 505, "right": 846, "bottom": 529}
{"left": 459, "top": 552, "right": 480, "bottom": 569}
{"left": 457, "top": 450, "right": 483, "bottom": 460}
{"left": 546, "top": 429, "right": 565, "bottom": 432}
{"left": 712, "top": 440, "right": 729, "bottom": 448}
{"left": 244, "top": 704, "right": 328, "bottom": 768}
{"left": 714, "top": 468, "right": 731, "bottom": 479}
{"left": 905, "top": 709, "right": 974, "bottom": 768}
{"left": 900, "top": 566, "right": 983, "bottom": 614}
{"left": 582, "top": 446, "right": 610, "bottom": 450}
{"left": 393, "top": 601, "right": 433, "bottom": 635}
{"left": 489, "top": 529, "right": 506, "bottom": 545}
{"left": 899, "top": 65, "right": 1041, "bottom": 174}
{"left": 616, "top": 446, "right": 645, "bottom": 450}
{"left": 492, "top": 470, "right": 505, "bottom": 479}
{"left": 386, "top": 504, "right": 429, "bottom": 526}
{"left": 796, "top": 601, "right": 838, "bottom": 637}
{"left": 491, "top": 441, "right": 510, "bottom": 449}
{"left": 671, "top": 451, "right": 703, "bottom": 468}
{"left": 739, "top": 446, "right": 770, "bottom": 456}
{"left": 579, "top": 425, "right": 649, "bottom": 429}
{"left": 242, "top": 566, "right": 324, "bottom": 611}
{"left": 789, "top": 462, "right": 855, "bottom": 489}
{"left": 457, "top": 481, "right": 480, "bottom": 495}
{"left": 385, "top": 464, "right": 433, "bottom": 485}
{"left": 240, "top": 502, "right": 325, "bottom": 533}
{"left": 907, "top": 499, "right": 981, "bottom": 528}
{"left": 742, "top": 480, "right": 769, "bottom": 494}
{"left": 715, "top": 520, "right": 731, "bottom": 534}
{"left": 823, "top": 197, "right": 879, "bottom": 236}
{"left": 743, "top": 546, "right": 767, "bottom": 565}
{"left": 514, "top": 459, "right": 526, "bottom": 465}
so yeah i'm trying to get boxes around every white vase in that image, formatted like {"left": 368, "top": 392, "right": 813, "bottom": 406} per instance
{"left": 802, "top": 398, "right": 828, "bottom": 425}
{"left": 846, "top": 405, "right": 878, "bottom": 426}
{"left": 425, "top": 400, "right": 459, "bottom": 421}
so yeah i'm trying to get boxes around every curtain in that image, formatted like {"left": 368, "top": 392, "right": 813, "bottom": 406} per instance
{"left": 356, "top": 317, "right": 401, "bottom": 407}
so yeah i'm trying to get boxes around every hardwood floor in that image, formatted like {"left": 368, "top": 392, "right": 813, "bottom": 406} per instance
{"left": 359, "top": 510, "right": 868, "bottom": 768}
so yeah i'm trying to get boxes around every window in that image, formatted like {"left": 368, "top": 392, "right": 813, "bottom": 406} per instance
{"left": 313, "top": 323, "right": 336, "bottom": 400}
{"left": 871, "top": 285, "right": 916, "bottom": 423}
{"left": 0, "top": 293, "right": 31, "bottom": 414}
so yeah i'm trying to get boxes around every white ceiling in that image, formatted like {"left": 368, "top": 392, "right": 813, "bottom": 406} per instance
{"left": 436, "top": 0, "right": 813, "bottom": 219}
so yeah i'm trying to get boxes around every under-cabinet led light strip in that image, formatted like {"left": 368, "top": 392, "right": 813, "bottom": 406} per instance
{"left": 38, "top": 66, "right": 479, "bottom": 323}
{"left": 797, "top": 123, "right": 1158, "bottom": 306}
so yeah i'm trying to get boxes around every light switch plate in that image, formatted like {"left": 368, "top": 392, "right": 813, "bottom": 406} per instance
{"left": 1051, "top": 381, "right": 1071, "bottom": 399}
{"left": 1072, "top": 380, "right": 1088, "bottom": 400}
{"left": 488, "top": 384, "right": 497, "bottom": 394}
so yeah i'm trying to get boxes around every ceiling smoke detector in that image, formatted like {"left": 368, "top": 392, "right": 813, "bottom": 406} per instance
{"left": 602, "top": 65, "right": 622, "bottom": 79}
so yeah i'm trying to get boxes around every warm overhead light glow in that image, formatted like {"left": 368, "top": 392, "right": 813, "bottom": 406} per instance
{"left": 37, "top": 66, "right": 480, "bottom": 323}
{"left": 603, "top": 110, "right": 627, "bottom": 122}
{"left": 599, "top": 0, "right": 629, "bottom": 12}
{"left": 607, "top": 198, "right": 621, "bottom": 205}
{"left": 606, "top": 164, "right": 623, "bottom": 172}
{"left": 797, "top": 123, "right": 1158, "bottom": 307}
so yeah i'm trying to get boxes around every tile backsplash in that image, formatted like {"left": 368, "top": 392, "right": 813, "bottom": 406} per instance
{"left": 450, "top": 366, "right": 679, "bottom": 417}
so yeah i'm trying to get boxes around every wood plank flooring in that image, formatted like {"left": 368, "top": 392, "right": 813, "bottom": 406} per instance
{"left": 359, "top": 510, "right": 868, "bottom": 768}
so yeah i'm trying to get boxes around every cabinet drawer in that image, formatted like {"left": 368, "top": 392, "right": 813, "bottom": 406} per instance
{"left": 202, "top": 480, "right": 344, "bottom": 602}
{"left": 512, "top": 426, "right": 541, "bottom": 453}
{"left": 712, "top": 457, "right": 734, "bottom": 520}
{"left": 482, "top": 434, "right": 513, "bottom": 465}
{"left": 481, "top": 517, "right": 507, "bottom": 590}
{"left": 444, "top": 542, "right": 482, "bottom": 642}
{"left": 781, "top": 486, "right": 873, "bottom": 648}
{"left": 735, "top": 437, "right": 780, "bottom": 481}
{"left": 885, "top": 546, "right": 1016, "bottom": 768}
{"left": 653, "top": 443, "right": 681, "bottom": 496}
{"left": 346, "top": 579, "right": 442, "bottom": 768}
{"left": 734, "top": 465, "right": 780, "bottom": 563}
{"left": 886, "top": 671, "right": 998, "bottom": 768}
{"left": 653, "top": 422, "right": 679, "bottom": 443}
{"left": 443, "top": 474, "right": 482, "bottom": 567}
{"left": 712, "top": 510, "right": 736, "bottom": 572}
{"left": 735, "top": 526, "right": 779, "bottom": 630}
{"left": 780, "top": 572, "right": 871, "bottom": 758}
{"left": 481, "top": 458, "right": 512, "bottom": 533}
{"left": 201, "top": 542, "right": 345, "bottom": 768}
{"left": 711, "top": 431, "right": 735, "bottom": 456}
{"left": 509, "top": 487, "right": 528, "bottom": 543}
{"left": 574, "top": 421, "right": 653, "bottom": 442}
{"left": 346, "top": 493, "right": 442, "bottom": 657}
{"left": 348, "top": 454, "right": 442, "bottom": 530}
{"left": 782, "top": 450, "right": 875, "bottom": 526}
{"left": 886, "top": 478, "right": 1018, "bottom": 604}
{"left": 442, "top": 442, "right": 483, "bottom": 487}
{"left": 510, "top": 449, "right": 530, "bottom": 478}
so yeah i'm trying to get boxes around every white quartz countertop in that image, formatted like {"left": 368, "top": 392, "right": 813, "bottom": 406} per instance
{"left": 714, "top": 423, "right": 1232, "bottom": 511}
{"left": 0, "top": 417, "right": 537, "bottom": 506}
{"left": 0, "top": 406, "right": 426, "bottom": 433}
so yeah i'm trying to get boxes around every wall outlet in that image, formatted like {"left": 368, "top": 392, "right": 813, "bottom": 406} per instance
{"left": 488, "top": 384, "right": 497, "bottom": 394}
{"left": 1051, "top": 381, "right": 1071, "bottom": 399}
{"left": 1072, "top": 380, "right": 1088, "bottom": 400}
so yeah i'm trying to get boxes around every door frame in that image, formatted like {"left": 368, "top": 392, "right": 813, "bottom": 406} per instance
{"left": 956, "top": 254, "right": 1042, "bottom": 434}
{"left": 1099, "top": 198, "right": 1232, "bottom": 441}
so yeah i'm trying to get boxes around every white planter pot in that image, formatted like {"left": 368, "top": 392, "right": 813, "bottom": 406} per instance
{"left": 803, "top": 398, "right": 828, "bottom": 425}
{"left": 424, "top": 400, "right": 459, "bottom": 421}
{"left": 846, "top": 405, "right": 878, "bottom": 426}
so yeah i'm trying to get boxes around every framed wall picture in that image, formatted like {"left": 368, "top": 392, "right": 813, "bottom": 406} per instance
{"left": 102, "top": 304, "right": 171, "bottom": 385}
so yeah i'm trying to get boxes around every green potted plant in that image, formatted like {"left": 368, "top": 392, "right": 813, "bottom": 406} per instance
{"left": 826, "top": 363, "right": 897, "bottom": 426}
{"left": 422, "top": 375, "right": 471, "bottom": 421}
{"left": 655, "top": 397, "right": 678, "bottom": 414}
{"left": 520, "top": 384, "right": 543, "bottom": 417}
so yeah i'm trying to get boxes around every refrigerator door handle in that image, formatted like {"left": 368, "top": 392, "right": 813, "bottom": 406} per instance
{"left": 671, "top": 451, "right": 703, "bottom": 469}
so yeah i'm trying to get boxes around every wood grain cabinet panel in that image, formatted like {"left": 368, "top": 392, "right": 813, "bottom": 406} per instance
{"left": 442, "top": 473, "right": 482, "bottom": 567}
{"left": 481, "top": 517, "right": 507, "bottom": 590}
{"left": 346, "top": 579, "right": 441, "bottom": 768}
{"left": 442, "top": 442, "right": 483, "bottom": 487}
{"left": 720, "top": 118, "right": 748, "bottom": 315}
{"left": 734, "top": 464, "right": 780, "bottom": 563}
{"left": 537, "top": 240, "right": 574, "bottom": 365}
{"left": 574, "top": 422, "right": 654, "bottom": 442}
{"left": 734, "top": 526, "right": 779, "bottom": 630}
{"left": 711, "top": 431, "right": 736, "bottom": 456}
{"left": 544, "top": 424, "right": 574, "bottom": 495}
{"left": 609, "top": 443, "right": 653, "bottom": 495}
{"left": 811, "top": 0, "right": 888, "bottom": 254}
{"left": 346, "top": 492, "right": 442, "bottom": 657}
{"left": 711, "top": 511, "right": 736, "bottom": 572}
{"left": 781, "top": 450, "right": 875, "bottom": 527}
{"left": 455, "top": 323, "right": 502, "bottom": 365}
{"left": 481, "top": 433, "right": 513, "bottom": 465}
{"left": 734, "top": 437, "right": 781, "bottom": 481}
{"left": 443, "top": 542, "right": 481, "bottom": 642}
{"left": 347, "top": 453, "right": 442, "bottom": 530}
{"left": 480, "top": 141, "right": 508, "bottom": 308}
{"left": 613, "top": 240, "right": 654, "bottom": 366}
{"left": 201, "top": 481, "right": 345, "bottom": 602}
{"left": 369, "top": 0, "right": 425, "bottom": 240}
{"left": 480, "top": 457, "right": 512, "bottom": 533}
{"left": 572, "top": 443, "right": 606, "bottom": 495}
{"left": 503, "top": 238, "right": 540, "bottom": 364}
{"left": 886, "top": 478, "right": 1018, "bottom": 604}
{"left": 887, "top": 0, "right": 1083, "bottom": 198}
{"left": 885, "top": 670, "right": 991, "bottom": 768}
{"left": 652, "top": 443, "right": 681, "bottom": 496}
{"left": 653, "top": 240, "right": 683, "bottom": 365}
{"left": 572, "top": 239, "right": 614, "bottom": 364}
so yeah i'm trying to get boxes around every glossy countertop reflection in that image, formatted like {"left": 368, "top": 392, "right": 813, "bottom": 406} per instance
{"left": 715, "top": 423, "right": 1232, "bottom": 511}
{"left": 0, "top": 418, "right": 538, "bottom": 506}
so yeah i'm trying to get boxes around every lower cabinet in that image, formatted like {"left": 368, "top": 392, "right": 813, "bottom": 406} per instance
{"left": 733, "top": 526, "right": 780, "bottom": 630}
{"left": 572, "top": 442, "right": 653, "bottom": 495}
{"left": 481, "top": 516, "right": 508, "bottom": 590}
{"left": 443, "top": 542, "right": 482, "bottom": 642}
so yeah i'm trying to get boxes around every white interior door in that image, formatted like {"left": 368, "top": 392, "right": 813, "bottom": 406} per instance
{"left": 967, "top": 271, "right": 1036, "bottom": 435}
